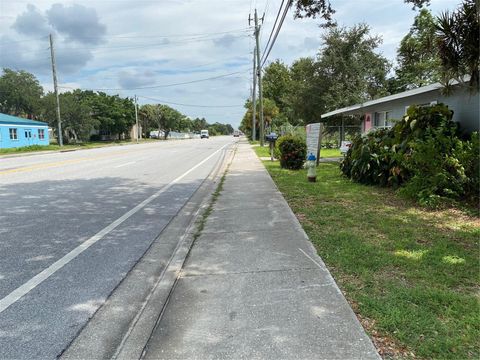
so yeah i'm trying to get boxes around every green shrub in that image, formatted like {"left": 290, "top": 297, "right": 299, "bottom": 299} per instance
{"left": 340, "top": 128, "right": 400, "bottom": 186}
{"left": 341, "top": 103, "right": 479, "bottom": 207}
{"left": 276, "top": 134, "right": 307, "bottom": 170}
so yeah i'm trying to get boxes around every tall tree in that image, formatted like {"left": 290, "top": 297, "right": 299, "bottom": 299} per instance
{"left": 263, "top": 60, "right": 293, "bottom": 115}
{"left": 0, "top": 69, "right": 43, "bottom": 117}
{"left": 139, "top": 104, "right": 157, "bottom": 134}
{"left": 291, "top": 0, "right": 431, "bottom": 22}
{"left": 192, "top": 117, "right": 208, "bottom": 132}
{"left": 85, "top": 92, "right": 135, "bottom": 139}
{"left": 395, "top": 9, "right": 441, "bottom": 91}
{"left": 155, "top": 104, "right": 183, "bottom": 139}
{"left": 240, "top": 98, "right": 279, "bottom": 138}
{"left": 317, "top": 24, "right": 390, "bottom": 111}
{"left": 41, "top": 90, "right": 96, "bottom": 143}
{"left": 436, "top": 0, "right": 479, "bottom": 91}
{"left": 287, "top": 57, "right": 323, "bottom": 124}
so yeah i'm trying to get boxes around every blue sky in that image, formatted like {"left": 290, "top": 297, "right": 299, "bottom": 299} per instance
{"left": 0, "top": 0, "right": 458, "bottom": 128}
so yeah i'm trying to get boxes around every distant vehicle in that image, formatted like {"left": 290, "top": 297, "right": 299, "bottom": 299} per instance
{"left": 150, "top": 130, "right": 160, "bottom": 138}
{"left": 340, "top": 141, "right": 352, "bottom": 154}
{"left": 233, "top": 130, "right": 240, "bottom": 137}
{"left": 200, "top": 129, "right": 209, "bottom": 139}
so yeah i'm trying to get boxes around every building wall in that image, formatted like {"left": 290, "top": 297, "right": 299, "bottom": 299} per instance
{"left": 0, "top": 124, "right": 50, "bottom": 149}
{"left": 360, "top": 88, "right": 479, "bottom": 133}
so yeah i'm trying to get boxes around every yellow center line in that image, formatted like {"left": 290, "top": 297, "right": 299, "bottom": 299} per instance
{"left": 0, "top": 151, "right": 134, "bottom": 175}
{"left": 0, "top": 141, "right": 190, "bottom": 176}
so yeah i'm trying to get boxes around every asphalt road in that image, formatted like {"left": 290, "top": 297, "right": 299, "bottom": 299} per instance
{"left": 0, "top": 137, "right": 234, "bottom": 359}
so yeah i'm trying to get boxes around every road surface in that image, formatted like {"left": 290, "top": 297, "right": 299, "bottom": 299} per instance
{"left": 0, "top": 137, "right": 234, "bottom": 359}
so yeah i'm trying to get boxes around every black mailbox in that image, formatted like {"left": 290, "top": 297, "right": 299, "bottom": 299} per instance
{"left": 265, "top": 132, "right": 278, "bottom": 162}
{"left": 265, "top": 132, "right": 278, "bottom": 143}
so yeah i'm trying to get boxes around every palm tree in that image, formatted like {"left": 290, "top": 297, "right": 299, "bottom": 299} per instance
{"left": 436, "top": 0, "right": 479, "bottom": 92}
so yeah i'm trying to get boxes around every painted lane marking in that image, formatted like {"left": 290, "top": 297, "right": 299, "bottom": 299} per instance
{"left": 0, "top": 157, "right": 91, "bottom": 175}
{"left": 0, "top": 143, "right": 229, "bottom": 314}
{"left": 114, "top": 161, "right": 136, "bottom": 168}
{"left": 0, "top": 147, "right": 152, "bottom": 175}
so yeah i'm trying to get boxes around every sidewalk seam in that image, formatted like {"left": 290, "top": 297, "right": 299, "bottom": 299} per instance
{"left": 180, "top": 266, "right": 318, "bottom": 278}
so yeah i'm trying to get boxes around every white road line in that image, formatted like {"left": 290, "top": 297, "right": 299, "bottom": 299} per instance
{"left": 114, "top": 161, "right": 136, "bottom": 168}
{"left": 0, "top": 143, "right": 230, "bottom": 314}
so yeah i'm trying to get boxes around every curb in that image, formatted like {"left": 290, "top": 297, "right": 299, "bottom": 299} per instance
{"left": 60, "top": 143, "right": 236, "bottom": 360}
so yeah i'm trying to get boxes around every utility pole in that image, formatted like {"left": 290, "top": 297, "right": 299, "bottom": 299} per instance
{"left": 254, "top": 9, "right": 265, "bottom": 146}
{"left": 49, "top": 34, "right": 63, "bottom": 147}
{"left": 134, "top": 95, "right": 139, "bottom": 143}
{"left": 251, "top": 47, "right": 257, "bottom": 142}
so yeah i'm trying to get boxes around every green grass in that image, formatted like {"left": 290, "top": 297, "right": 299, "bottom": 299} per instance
{"left": 252, "top": 145, "right": 341, "bottom": 159}
{"left": 0, "top": 139, "right": 157, "bottom": 155}
{"left": 252, "top": 144, "right": 272, "bottom": 158}
{"left": 261, "top": 160, "right": 479, "bottom": 359}
{"left": 319, "top": 148, "right": 341, "bottom": 158}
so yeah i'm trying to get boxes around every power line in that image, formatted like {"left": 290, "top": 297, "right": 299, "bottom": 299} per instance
{"left": 261, "top": 0, "right": 291, "bottom": 67}
{"left": 0, "top": 36, "right": 49, "bottom": 46}
{"left": 68, "top": 27, "right": 253, "bottom": 40}
{"left": 261, "top": 0, "right": 285, "bottom": 61}
{"left": 58, "top": 70, "right": 249, "bottom": 91}
{"left": 137, "top": 95, "right": 243, "bottom": 108}
{"left": 61, "top": 32, "right": 252, "bottom": 53}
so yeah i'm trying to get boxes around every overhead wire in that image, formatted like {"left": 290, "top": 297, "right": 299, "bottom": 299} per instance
{"left": 70, "top": 27, "right": 253, "bottom": 40}
{"left": 261, "top": 0, "right": 285, "bottom": 62}
{"left": 57, "top": 69, "right": 249, "bottom": 91}
{"left": 63, "top": 31, "right": 252, "bottom": 53}
{"left": 137, "top": 95, "right": 243, "bottom": 108}
{"left": 261, "top": 0, "right": 291, "bottom": 67}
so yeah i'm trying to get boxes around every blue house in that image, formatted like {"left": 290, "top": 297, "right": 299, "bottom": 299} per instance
{"left": 0, "top": 113, "right": 50, "bottom": 149}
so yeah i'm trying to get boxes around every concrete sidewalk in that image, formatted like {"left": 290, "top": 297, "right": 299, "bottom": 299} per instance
{"left": 143, "top": 141, "right": 380, "bottom": 359}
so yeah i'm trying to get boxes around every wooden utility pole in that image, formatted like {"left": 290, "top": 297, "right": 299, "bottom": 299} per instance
{"left": 49, "top": 34, "right": 63, "bottom": 146}
{"left": 254, "top": 9, "right": 265, "bottom": 146}
{"left": 134, "top": 95, "right": 139, "bottom": 143}
{"left": 252, "top": 47, "right": 257, "bottom": 142}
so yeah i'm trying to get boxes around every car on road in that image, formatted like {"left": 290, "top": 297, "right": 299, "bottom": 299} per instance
{"left": 233, "top": 130, "right": 240, "bottom": 137}
{"left": 200, "top": 129, "right": 209, "bottom": 139}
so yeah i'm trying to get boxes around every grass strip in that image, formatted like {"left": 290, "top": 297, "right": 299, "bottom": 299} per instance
{"left": 251, "top": 144, "right": 341, "bottom": 159}
{"left": 0, "top": 139, "right": 159, "bottom": 155}
{"left": 260, "top": 160, "right": 479, "bottom": 359}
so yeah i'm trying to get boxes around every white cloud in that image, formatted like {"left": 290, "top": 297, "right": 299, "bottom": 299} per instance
{"left": 0, "top": 0, "right": 458, "bottom": 128}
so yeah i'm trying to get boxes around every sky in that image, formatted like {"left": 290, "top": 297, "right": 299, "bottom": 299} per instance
{"left": 0, "top": 0, "right": 458, "bottom": 129}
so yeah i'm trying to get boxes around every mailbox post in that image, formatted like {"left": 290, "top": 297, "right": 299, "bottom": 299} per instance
{"left": 265, "top": 132, "right": 278, "bottom": 162}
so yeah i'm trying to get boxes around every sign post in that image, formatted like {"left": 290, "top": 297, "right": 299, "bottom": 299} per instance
{"left": 306, "top": 122, "right": 323, "bottom": 166}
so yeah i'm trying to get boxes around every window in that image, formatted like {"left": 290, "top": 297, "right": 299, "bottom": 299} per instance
{"left": 374, "top": 111, "right": 393, "bottom": 128}
{"left": 385, "top": 112, "right": 392, "bottom": 128}
{"left": 374, "top": 112, "right": 385, "bottom": 127}
{"left": 9, "top": 128, "right": 18, "bottom": 140}
{"left": 38, "top": 129, "right": 45, "bottom": 140}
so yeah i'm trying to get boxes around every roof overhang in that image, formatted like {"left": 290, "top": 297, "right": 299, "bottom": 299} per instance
{"left": 320, "top": 78, "right": 465, "bottom": 119}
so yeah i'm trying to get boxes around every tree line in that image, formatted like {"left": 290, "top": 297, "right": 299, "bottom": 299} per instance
{"left": 0, "top": 69, "right": 233, "bottom": 143}
{"left": 240, "top": 0, "right": 478, "bottom": 138}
